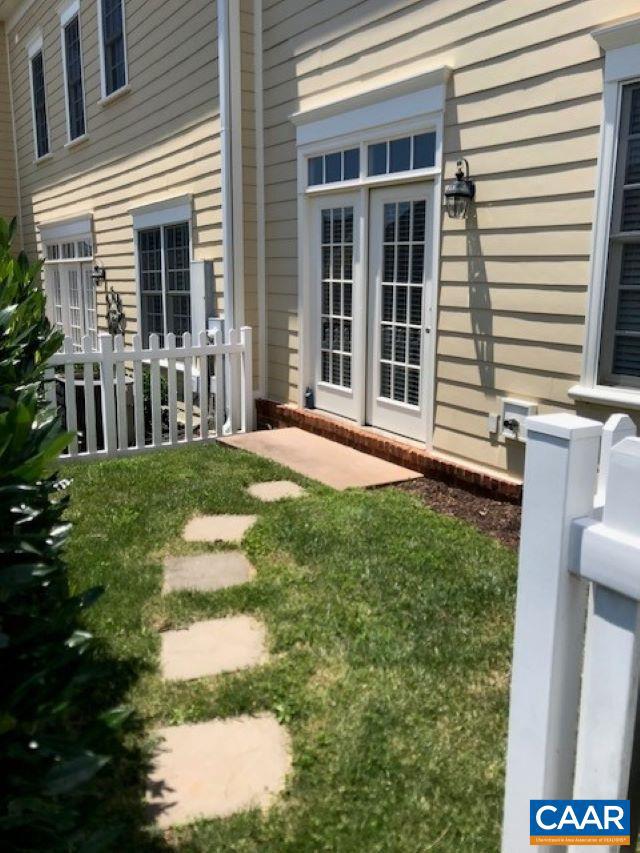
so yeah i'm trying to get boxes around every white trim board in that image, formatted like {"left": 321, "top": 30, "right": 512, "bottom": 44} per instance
{"left": 129, "top": 195, "right": 192, "bottom": 230}
{"left": 293, "top": 68, "right": 450, "bottom": 147}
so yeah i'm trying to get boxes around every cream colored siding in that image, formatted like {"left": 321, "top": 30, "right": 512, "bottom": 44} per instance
{"left": 9, "top": 0, "right": 221, "bottom": 338}
{"left": 260, "top": 0, "right": 640, "bottom": 476}
{"left": 0, "top": 22, "right": 18, "bottom": 223}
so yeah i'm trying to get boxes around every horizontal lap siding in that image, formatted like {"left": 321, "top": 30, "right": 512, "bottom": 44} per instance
{"left": 261, "top": 0, "right": 639, "bottom": 476}
{"left": 0, "top": 23, "right": 18, "bottom": 223}
{"left": 9, "top": 0, "right": 221, "bottom": 338}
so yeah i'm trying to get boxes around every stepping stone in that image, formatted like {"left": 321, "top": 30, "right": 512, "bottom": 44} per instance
{"left": 163, "top": 552, "right": 255, "bottom": 594}
{"left": 161, "top": 615, "right": 267, "bottom": 681}
{"left": 247, "top": 480, "right": 306, "bottom": 502}
{"left": 147, "top": 714, "right": 291, "bottom": 828}
{"left": 183, "top": 514, "right": 257, "bottom": 544}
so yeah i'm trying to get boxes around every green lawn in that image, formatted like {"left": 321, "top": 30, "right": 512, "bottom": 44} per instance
{"left": 61, "top": 443, "right": 516, "bottom": 852}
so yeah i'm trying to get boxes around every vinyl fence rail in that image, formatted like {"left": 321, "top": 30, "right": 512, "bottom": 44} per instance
{"left": 46, "top": 327, "right": 254, "bottom": 461}
{"left": 502, "top": 412, "right": 640, "bottom": 853}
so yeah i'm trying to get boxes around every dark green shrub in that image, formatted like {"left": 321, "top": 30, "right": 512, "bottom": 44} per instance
{"left": 0, "top": 219, "right": 125, "bottom": 850}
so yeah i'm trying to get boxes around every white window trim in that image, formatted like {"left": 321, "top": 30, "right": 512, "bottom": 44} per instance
{"left": 293, "top": 67, "right": 449, "bottom": 448}
{"left": 26, "top": 31, "right": 50, "bottom": 162}
{"left": 571, "top": 18, "right": 640, "bottom": 407}
{"left": 131, "top": 196, "right": 194, "bottom": 345}
{"left": 59, "top": 0, "right": 87, "bottom": 145}
{"left": 97, "top": 0, "right": 129, "bottom": 102}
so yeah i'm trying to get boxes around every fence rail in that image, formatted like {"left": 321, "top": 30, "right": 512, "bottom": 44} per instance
{"left": 46, "top": 327, "right": 254, "bottom": 461}
{"left": 502, "top": 412, "right": 640, "bottom": 853}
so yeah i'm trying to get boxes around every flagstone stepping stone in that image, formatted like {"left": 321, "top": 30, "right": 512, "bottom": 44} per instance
{"left": 163, "top": 552, "right": 255, "bottom": 594}
{"left": 247, "top": 480, "right": 306, "bottom": 502}
{"left": 161, "top": 615, "right": 267, "bottom": 681}
{"left": 182, "top": 514, "right": 257, "bottom": 544}
{"left": 147, "top": 713, "right": 291, "bottom": 828}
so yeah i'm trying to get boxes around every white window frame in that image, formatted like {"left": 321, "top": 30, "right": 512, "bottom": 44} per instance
{"left": 97, "top": 0, "right": 130, "bottom": 105}
{"left": 292, "top": 67, "right": 449, "bottom": 446}
{"left": 26, "top": 32, "right": 50, "bottom": 162}
{"left": 572, "top": 16, "right": 640, "bottom": 410}
{"left": 39, "top": 215, "right": 97, "bottom": 351}
{"left": 60, "top": 0, "right": 88, "bottom": 147}
{"left": 131, "top": 196, "right": 194, "bottom": 348}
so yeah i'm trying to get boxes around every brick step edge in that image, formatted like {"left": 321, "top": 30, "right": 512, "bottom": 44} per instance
{"left": 255, "top": 399, "right": 522, "bottom": 504}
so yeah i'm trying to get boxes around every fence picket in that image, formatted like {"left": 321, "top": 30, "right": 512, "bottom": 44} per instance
{"left": 215, "top": 330, "right": 225, "bottom": 436}
{"left": 81, "top": 335, "right": 97, "bottom": 455}
{"left": 47, "top": 325, "right": 252, "bottom": 460}
{"left": 62, "top": 337, "right": 79, "bottom": 456}
{"left": 44, "top": 366, "right": 56, "bottom": 410}
{"left": 240, "top": 327, "right": 254, "bottom": 432}
{"left": 132, "top": 334, "right": 145, "bottom": 449}
{"left": 149, "top": 334, "right": 162, "bottom": 448}
{"left": 596, "top": 413, "right": 637, "bottom": 506}
{"left": 198, "top": 330, "right": 209, "bottom": 441}
{"left": 183, "top": 332, "right": 193, "bottom": 442}
{"left": 99, "top": 334, "right": 117, "bottom": 456}
{"left": 166, "top": 333, "right": 178, "bottom": 445}
{"left": 114, "top": 334, "right": 128, "bottom": 451}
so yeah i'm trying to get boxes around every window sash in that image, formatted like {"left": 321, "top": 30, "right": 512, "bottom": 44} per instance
{"left": 138, "top": 223, "right": 191, "bottom": 347}
{"left": 64, "top": 15, "right": 86, "bottom": 140}
{"left": 101, "top": 0, "right": 126, "bottom": 96}
{"left": 601, "top": 82, "right": 640, "bottom": 387}
{"left": 31, "top": 51, "right": 49, "bottom": 159}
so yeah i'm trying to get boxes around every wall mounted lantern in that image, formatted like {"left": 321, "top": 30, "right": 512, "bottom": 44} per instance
{"left": 444, "top": 158, "right": 475, "bottom": 220}
{"left": 91, "top": 264, "right": 106, "bottom": 285}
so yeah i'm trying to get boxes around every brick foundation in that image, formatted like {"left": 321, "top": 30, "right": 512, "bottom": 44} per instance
{"left": 255, "top": 399, "right": 522, "bottom": 503}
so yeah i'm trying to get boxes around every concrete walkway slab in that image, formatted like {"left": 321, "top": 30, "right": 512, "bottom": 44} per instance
{"left": 161, "top": 615, "right": 267, "bottom": 681}
{"left": 163, "top": 552, "right": 255, "bottom": 594}
{"left": 147, "top": 714, "right": 291, "bottom": 828}
{"left": 183, "top": 514, "right": 257, "bottom": 544}
{"left": 247, "top": 480, "right": 305, "bottom": 502}
{"left": 221, "top": 428, "right": 421, "bottom": 490}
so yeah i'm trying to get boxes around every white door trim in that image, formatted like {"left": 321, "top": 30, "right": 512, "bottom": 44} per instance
{"left": 295, "top": 76, "right": 445, "bottom": 447}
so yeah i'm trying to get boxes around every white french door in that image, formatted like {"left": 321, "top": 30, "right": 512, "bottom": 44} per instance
{"left": 366, "top": 183, "right": 433, "bottom": 442}
{"left": 46, "top": 262, "right": 97, "bottom": 350}
{"left": 311, "top": 192, "right": 362, "bottom": 420}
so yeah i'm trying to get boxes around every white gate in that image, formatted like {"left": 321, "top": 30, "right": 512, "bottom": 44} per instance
{"left": 46, "top": 327, "right": 254, "bottom": 461}
{"left": 502, "top": 412, "right": 640, "bottom": 852}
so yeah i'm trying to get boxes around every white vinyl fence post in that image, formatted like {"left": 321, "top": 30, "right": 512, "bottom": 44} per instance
{"left": 502, "top": 413, "right": 602, "bottom": 853}
{"left": 240, "top": 326, "right": 254, "bottom": 432}
{"left": 570, "top": 438, "right": 640, "bottom": 853}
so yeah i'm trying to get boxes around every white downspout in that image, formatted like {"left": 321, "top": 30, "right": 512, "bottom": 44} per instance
{"left": 218, "top": 0, "right": 234, "bottom": 333}
{"left": 254, "top": 0, "right": 266, "bottom": 398}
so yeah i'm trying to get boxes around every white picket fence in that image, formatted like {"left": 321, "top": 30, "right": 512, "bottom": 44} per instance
{"left": 45, "top": 327, "right": 254, "bottom": 461}
{"left": 503, "top": 412, "right": 640, "bottom": 853}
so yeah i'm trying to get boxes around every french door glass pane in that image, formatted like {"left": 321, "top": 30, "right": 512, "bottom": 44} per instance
{"left": 82, "top": 266, "right": 97, "bottom": 349}
{"left": 379, "top": 199, "right": 426, "bottom": 406}
{"left": 320, "top": 206, "right": 353, "bottom": 388}
{"left": 67, "top": 269, "right": 82, "bottom": 350}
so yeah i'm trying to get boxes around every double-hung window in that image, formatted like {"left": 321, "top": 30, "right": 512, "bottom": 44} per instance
{"left": 576, "top": 19, "right": 640, "bottom": 404}
{"left": 61, "top": 2, "right": 86, "bottom": 142}
{"left": 28, "top": 37, "right": 49, "bottom": 160}
{"left": 138, "top": 222, "right": 191, "bottom": 347}
{"left": 41, "top": 225, "right": 97, "bottom": 351}
{"left": 99, "top": 0, "right": 128, "bottom": 98}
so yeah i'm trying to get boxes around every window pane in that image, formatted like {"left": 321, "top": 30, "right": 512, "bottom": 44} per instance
{"left": 31, "top": 52, "right": 49, "bottom": 158}
{"left": 64, "top": 16, "right": 85, "bottom": 140}
{"left": 165, "top": 223, "right": 190, "bottom": 292}
{"left": 325, "top": 152, "right": 341, "bottom": 183}
{"left": 621, "top": 243, "right": 640, "bottom": 286}
{"left": 389, "top": 137, "right": 410, "bottom": 173}
{"left": 308, "top": 156, "right": 323, "bottom": 185}
{"left": 616, "top": 290, "right": 640, "bottom": 331}
{"left": 630, "top": 87, "right": 640, "bottom": 135}
{"left": 167, "top": 294, "right": 191, "bottom": 343}
{"left": 62, "top": 242, "right": 75, "bottom": 259}
{"left": 138, "top": 228, "right": 162, "bottom": 296}
{"left": 622, "top": 188, "right": 640, "bottom": 231}
{"left": 102, "top": 0, "right": 126, "bottom": 95}
{"left": 613, "top": 335, "right": 640, "bottom": 376}
{"left": 343, "top": 148, "right": 359, "bottom": 180}
{"left": 368, "top": 142, "right": 387, "bottom": 176}
{"left": 626, "top": 138, "right": 640, "bottom": 184}
{"left": 413, "top": 132, "right": 436, "bottom": 168}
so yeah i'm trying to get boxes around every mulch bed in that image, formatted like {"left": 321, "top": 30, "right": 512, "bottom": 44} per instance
{"left": 396, "top": 477, "right": 522, "bottom": 551}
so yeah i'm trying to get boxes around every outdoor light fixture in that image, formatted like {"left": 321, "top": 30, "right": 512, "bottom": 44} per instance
{"left": 91, "top": 264, "right": 106, "bottom": 285}
{"left": 444, "top": 158, "right": 475, "bottom": 220}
